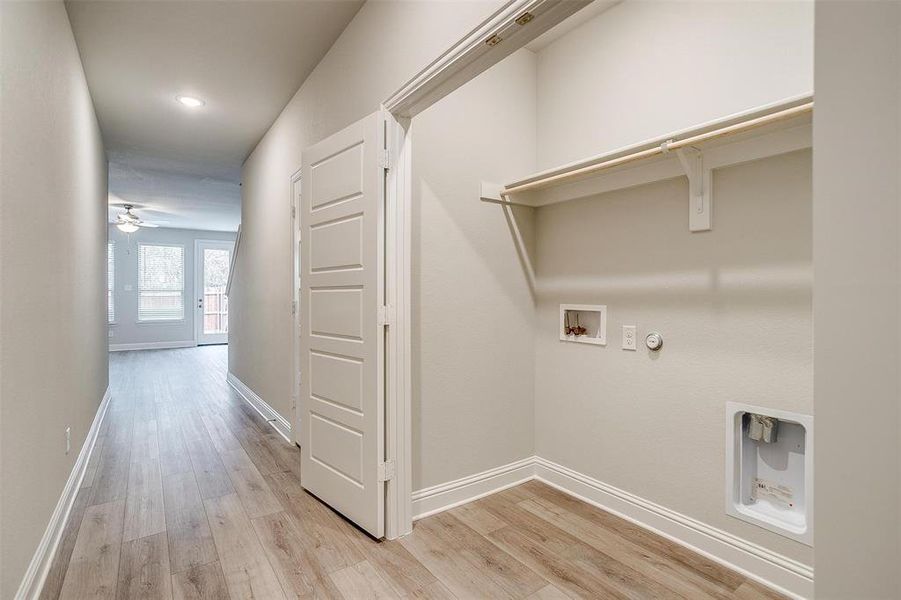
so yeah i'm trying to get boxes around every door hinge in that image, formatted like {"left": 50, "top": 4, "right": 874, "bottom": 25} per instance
{"left": 291, "top": 300, "right": 297, "bottom": 315}
{"left": 377, "top": 304, "right": 393, "bottom": 327}
{"left": 379, "top": 149, "right": 390, "bottom": 170}
{"left": 378, "top": 459, "right": 395, "bottom": 482}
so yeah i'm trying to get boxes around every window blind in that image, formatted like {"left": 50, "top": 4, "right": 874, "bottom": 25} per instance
{"left": 107, "top": 241, "right": 115, "bottom": 323}
{"left": 138, "top": 244, "right": 184, "bottom": 321}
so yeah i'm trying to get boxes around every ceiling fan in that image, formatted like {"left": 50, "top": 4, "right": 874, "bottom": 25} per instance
{"left": 112, "top": 204, "right": 164, "bottom": 233}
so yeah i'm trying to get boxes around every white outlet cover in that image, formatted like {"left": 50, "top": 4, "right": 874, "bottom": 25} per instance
{"left": 622, "top": 325, "right": 637, "bottom": 350}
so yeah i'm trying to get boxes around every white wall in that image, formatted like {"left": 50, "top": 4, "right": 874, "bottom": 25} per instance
{"left": 536, "top": 0, "right": 813, "bottom": 170}
{"left": 0, "top": 2, "right": 109, "bottom": 596}
{"left": 533, "top": 151, "right": 813, "bottom": 565}
{"left": 813, "top": 2, "right": 901, "bottom": 596}
{"left": 232, "top": 0, "right": 504, "bottom": 425}
{"left": 412, "top": 49, "right": 537, "bottom": 490}
{"left": 527, "top": 0, "right": 815, "bottom": 570}
{"left": 108, "top": 225, "right": 235, "bottom": 348}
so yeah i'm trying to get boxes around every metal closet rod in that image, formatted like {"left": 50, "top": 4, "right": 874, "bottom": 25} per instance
{"left": 499, "top": 101, "right": 814, "bottom": 199}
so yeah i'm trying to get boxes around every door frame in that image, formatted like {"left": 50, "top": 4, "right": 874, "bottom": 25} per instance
{"left": 291, "top": 168, "right": 302, "bottom": 445}
{"left": 382, "top": 112, "right": 413, "bottom": 538}
{"left": 380, "top": 0, "right": 588, "bottom": 539}
{"left": 193, "top": 239, "right": 235, "bottom": 345}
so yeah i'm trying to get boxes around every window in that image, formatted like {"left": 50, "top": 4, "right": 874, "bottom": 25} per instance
{"left": 202, "top": 248, "right": 230, "bottom": 334}
{"left": 107, "top": 241, "right": 115, "bottom": 323}
{"left": 138, "top": 244, "right": 184, "bottom": 321}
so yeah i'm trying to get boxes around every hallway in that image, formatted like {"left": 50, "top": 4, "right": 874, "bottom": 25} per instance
{"left": 39, "top": 347, "right": 782, "bottom": 600}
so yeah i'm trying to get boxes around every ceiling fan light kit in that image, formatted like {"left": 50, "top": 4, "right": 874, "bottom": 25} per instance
{"left": 113, "top": 204, "right": 162, "bottom": 232}
{"left": 116, "top": 222, "right": 139, "bottom": 233}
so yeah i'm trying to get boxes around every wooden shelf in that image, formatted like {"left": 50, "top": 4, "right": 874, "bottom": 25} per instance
{"left": 481, "top": 94, "right": 813, "bottom": 232}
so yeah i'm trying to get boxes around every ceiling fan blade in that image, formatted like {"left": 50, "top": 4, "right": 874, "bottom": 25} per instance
{"left": 137, "top": 222, "right": 159, "bottom": 228}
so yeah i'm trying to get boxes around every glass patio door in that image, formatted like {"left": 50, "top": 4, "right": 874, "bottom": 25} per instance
{"left": 195, "top": 240, "right": 232, "bottom": 345}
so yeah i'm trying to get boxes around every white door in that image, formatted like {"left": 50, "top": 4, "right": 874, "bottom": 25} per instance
{"left": 195, "top": 240, "right": 233, "bottom": 345}
{"left": 299, "top": 111, "right": 386, "bottom": 538}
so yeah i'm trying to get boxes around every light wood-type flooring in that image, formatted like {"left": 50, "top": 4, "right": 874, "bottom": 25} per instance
{"left": 42, "top": 346, "right": 786, "bottom": 599}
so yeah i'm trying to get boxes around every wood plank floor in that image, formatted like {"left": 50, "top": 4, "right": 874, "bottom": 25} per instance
{"left": 42, "top": 346, "right": 785, "bottom": 600}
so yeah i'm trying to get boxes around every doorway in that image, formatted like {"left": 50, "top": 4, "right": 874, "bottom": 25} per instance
{"left": 194, "top": 239, "right": 233, "bottom": 345}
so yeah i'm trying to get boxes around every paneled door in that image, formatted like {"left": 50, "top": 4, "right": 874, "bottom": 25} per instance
{"left": 194, "top": 240, "right": 233, "bottom": 345}
{"left": 299, "top": 111, "right": 386, "bottom": 538}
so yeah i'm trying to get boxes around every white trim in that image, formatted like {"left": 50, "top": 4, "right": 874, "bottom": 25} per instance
{"left": 412, "top": 456, "right": 536, "bottom": 521}
{"left": 227, "top": 372, "right": 291, "bottom": 442}
{"left": 533, "top": 457, "right": 814, "bottom": 600}
{"left": 410, "top": 456, "right": 813, "bottom": 599}
{"left": 383, "top": 0, "right": 590, "bottom": 118}
{"left": 15, "top": 387, "right": 112, "bottom": 600}
{"left": 109, "top": 340, "right": 197, "bottom": 352}
{"left": 383, "top": 112, "right": 413, "bottom": 539}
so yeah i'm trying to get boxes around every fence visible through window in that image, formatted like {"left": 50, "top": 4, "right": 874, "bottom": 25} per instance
{"left": 203, "top": 248, "right": 230, "bottom": 334}
{"left": 203, "top": 287, "right": 228, "bottom": 334}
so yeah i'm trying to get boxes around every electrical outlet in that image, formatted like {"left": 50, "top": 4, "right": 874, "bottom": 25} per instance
{"left": 622, "top": 325, "right": 637, "bottom": 350}
{"left": 65, "top": 426, "right": 71, "bottom": 455}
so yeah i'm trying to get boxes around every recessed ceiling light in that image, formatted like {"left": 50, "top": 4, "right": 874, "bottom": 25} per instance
{"left": 176, "top": 95, "right": 204, "bottom": 108}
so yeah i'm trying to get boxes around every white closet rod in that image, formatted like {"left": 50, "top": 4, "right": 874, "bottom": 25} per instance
{"left": 498, "top": 101, "right": 814, "bottom": 199}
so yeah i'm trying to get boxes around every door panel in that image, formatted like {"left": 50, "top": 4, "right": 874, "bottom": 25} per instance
{"left": 310, "top": 142, "right": 364, "bottom": 209}
{"left": 309, "top": 288, "right": 363, "bottom": 339}
{"left": 309, "top": 414, "right": 364, "bottom": 484}
{"left": 310, "top": 216, "right": 363, "bottom": 271}
{"left": 310, "top": 352, "right": 364, "bottom": 413}
{"left": 300, "top": 111, "right": 385, "bottom": 538}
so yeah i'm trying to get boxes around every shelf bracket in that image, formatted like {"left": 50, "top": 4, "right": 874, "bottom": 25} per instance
{"left": 673, "top": 146, "right": 712, "bottom": 232}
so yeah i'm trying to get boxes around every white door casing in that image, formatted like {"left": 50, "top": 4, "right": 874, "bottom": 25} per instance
{"left": 299, "top": 111, "right": 386, "bottom": 538}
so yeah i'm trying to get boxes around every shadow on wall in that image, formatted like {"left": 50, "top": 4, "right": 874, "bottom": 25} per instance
{"left": 519, "top": 150, "right": 812, "bottom": 309}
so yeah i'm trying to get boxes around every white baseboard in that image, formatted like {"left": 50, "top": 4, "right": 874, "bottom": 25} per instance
{"left": 412, "top": 456, "right": 535, "bottom": 521}
{"left": 411, "top": 455, "right": 814, "bottom": 599}
{"left": 15, "top": 387, "right": 112, "bottom": 600}
{"left": 226, "top": 372, "right": 291, "bottom": 442}
{"left": 109, "top": 340, "right": 196, "bottom": 352}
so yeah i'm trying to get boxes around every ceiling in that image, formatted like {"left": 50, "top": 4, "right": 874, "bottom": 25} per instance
{"left": 107, "top": 161, "right": 242, "bottom": 232}
{"left": 67, "top": 0, "right": 364, "bottom": 231}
